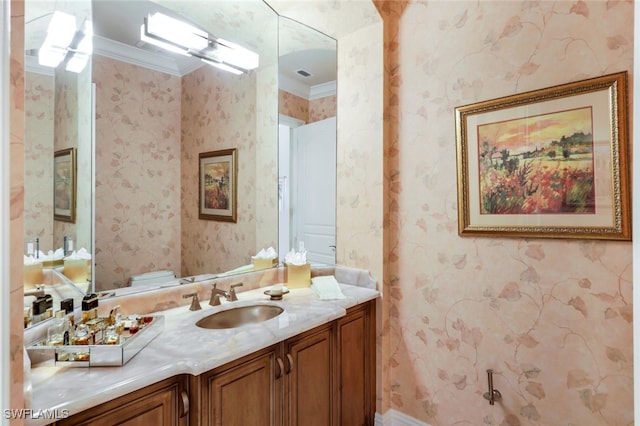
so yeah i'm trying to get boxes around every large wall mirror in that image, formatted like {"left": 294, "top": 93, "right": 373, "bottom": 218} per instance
{"left": 23, "top": 0, "right": 337, "bottom": 307}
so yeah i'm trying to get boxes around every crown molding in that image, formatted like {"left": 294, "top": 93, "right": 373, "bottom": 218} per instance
{"left": 309, "top": 80, "right": 336, "bottom": 100}
{"left": 279, "top": 74, "right": 336, "bottom": 100}
{"left": 93, "top": 35, "right": 203, "bottom": 77}
{"left": 24, "top": 54, "right": 54, "bottom": 76}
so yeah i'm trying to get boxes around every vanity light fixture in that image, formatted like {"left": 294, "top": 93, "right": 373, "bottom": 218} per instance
{"left": 38, "top": 11, "right": 93, "bottom": 73}
{"left": 141, "top": 12, "right": 259, "bottom": 74}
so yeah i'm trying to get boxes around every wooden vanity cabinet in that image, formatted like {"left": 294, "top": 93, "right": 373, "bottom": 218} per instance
{"left": 282, "top": 323, "right": 335, "bottom": 426}
{"left": 53, "top": 300, "right": 375, "bottom": 426}
{"left": 191, "top": 300, "right": 375, "bottom": 426}
{"left": 189, "top": 345, "right": 282, "bottom": 426}
{"left": 57, "top": 375, "right": 189, "bottom": 426}
{"left": 336, "top": 302, "right": 375, "bottom": 425}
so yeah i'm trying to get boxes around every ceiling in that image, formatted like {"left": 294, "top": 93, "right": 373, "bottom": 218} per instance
{"left": 25, "top": 0, "right": 337, "bottom": 99}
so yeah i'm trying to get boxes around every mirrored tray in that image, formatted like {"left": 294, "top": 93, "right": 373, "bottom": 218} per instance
{"left": 26, "top": 315, "right": 164, "bottom": 367}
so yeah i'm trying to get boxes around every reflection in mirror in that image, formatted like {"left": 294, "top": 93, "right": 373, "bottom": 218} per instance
{"left": 24, "top": 0, "right": 93, "bottom": 327}
{"left": 23, "top": 0, "right": 339, "bottom": 303}
{"left": 277, "top": 17, "right": 337, "bottom": 265}
{"left": 91, "top": 0, "right": 278, "bottom": 292}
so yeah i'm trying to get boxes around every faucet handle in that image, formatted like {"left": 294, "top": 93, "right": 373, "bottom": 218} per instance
{"left": 229, "top": 282, "right": 243, "bottom": 301}
{"left": 209, "top": 283, "right": 224, "bottom": 306}
{"left": 183, "top": 293, "right": 201, "bottom": 311}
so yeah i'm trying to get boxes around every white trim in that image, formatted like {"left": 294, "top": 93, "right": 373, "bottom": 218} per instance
{"left": 1, "top": 0, "right": 11, "bottom": 422}
{"left": 93, "top": 35, "right": 203, "bottom": 77}
{"left": 279, "top": 74, "right": 337, "bottom": 101}
{"left": 375, "top": 409, "right": 432, "bottom": 426}
{"left": 278, "top": 114, "right": 305, "bottom": 128}
{"left": 24, "top": 54, "right": 54, "bottom": 76}
{"left": 309, "top": 80, "right": 336, "bottom": 100}
{"left": 279, "top": 73, "right": 311, "bottom": 99}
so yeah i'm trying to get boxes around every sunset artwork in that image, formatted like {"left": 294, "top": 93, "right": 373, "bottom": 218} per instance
{"left": 203, "top": 161, "right": 231, "bottom": 210}
{"left": 477, "top": 107, "right": 595, "bottom": 215}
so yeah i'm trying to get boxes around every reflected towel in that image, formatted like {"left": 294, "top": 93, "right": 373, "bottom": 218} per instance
{"left": 311, "top": 275, "right": 345, "bottom": 300}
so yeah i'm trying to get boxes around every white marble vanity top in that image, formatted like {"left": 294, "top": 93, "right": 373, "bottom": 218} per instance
{"left": 26, "top": 282, "right": 379, "bottom": 425}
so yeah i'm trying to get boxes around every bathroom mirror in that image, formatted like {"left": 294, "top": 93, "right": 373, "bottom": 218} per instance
{"left": 23, "top": 0, "right": 94, "bottom": 326}
{"left": 23, "top": 0, "right": 338, "bottom": 299}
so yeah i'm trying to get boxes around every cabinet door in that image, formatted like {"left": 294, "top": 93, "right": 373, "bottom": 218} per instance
{"left": 336, "top": 302, "right": 375, "bottom": 426}
{"left": 57, "top": 376, "right": 189, "bottom": 426}
{"left": 200, "top": 346, "right": 281, "bottom": 426}
{"left": 284, "top": 325, "right": 335, "bottom": 426}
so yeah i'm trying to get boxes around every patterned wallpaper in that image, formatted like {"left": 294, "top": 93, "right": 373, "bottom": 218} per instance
{"left": 309, "top": 95, "right": 337, "bottom": 123}
{"left": 377, "top": 1, "right": 633, "bottom": 424}
{"left": 181, "top": 65, "right": 268, "bottom": 276}
{"left": 279, "top": 90, "right": 308, "bottom": 123}
{"left": 24, "top": 72, "right": 54, "bottom": 250}
{"left": 93, "top": 54, "right": 279, "bottom": 289}
{"left": 93, "top": 55, "right": 182, "bottom": 290}
{"left": 278, "top": 90, "right": 337, "bottom": 124}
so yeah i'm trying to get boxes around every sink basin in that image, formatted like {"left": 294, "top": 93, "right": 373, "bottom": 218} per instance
{"left": 196, "top": 305, "right": 284, "bottom": 329}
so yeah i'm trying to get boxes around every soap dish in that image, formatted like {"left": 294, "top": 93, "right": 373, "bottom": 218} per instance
{"left": 264, "top": 289, "right": 290, "bottom": 300}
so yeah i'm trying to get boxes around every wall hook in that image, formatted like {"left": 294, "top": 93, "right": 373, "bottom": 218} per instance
{"left": 482, "top": 369, "right": 502, "bottom": 405}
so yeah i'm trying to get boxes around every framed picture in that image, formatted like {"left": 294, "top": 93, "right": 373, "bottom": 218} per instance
{"left": 54, "top": 148, "right": 77, "bottom": 223}
{"left": 199, "top": 148, "right": 238, "bottom": 222}
{"left": 455, "top": 72, "right": 630, "bottom": 240}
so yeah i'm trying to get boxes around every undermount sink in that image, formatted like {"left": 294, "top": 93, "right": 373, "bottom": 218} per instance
{"left": 196, "top": 305, "right": 284, "bottom": 329}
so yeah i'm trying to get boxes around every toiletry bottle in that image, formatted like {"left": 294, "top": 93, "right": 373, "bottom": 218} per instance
{"left": 42, "top": 294, "right": 53, "bottom": 320}
{"left": 61, "top": 298, "right": 75, "bottom": 326}
{"left": 31, "top": 297, "right": 44, "bottom": 325}
{"left": 47, "top": 311, "right": 66, "bottom": 346}
{"left": 81, "top": 293, "right": 98, "bottom": 323}
{"left": 74, "top": 324, "right": 90, "bottom": 345}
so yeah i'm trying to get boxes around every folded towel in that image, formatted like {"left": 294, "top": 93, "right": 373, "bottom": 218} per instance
{"left": 312, "top": 275, "right": 345, "bottom": 300}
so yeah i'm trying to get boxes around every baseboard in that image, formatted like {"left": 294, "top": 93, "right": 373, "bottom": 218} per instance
{"left": 375, "top": 409, "right": 431, "bottom": 426}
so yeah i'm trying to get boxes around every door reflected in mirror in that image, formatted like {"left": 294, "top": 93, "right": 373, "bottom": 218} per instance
{"left": 278, "top": 17, "right": 337, "bottom": 265}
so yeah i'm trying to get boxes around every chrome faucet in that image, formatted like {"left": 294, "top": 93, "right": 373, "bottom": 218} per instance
{"left": 209, "top": 282, "right": 244, "bottom": 306}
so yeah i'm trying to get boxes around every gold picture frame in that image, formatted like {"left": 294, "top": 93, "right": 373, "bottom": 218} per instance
{"left": 199, "top": 148, "right": 238, "bottom": 222}
{"left": 54, "top": 148, "right": 77, "bottom": 223}
{"left": 455, "top": 71, "right": 630, "bottom": 240}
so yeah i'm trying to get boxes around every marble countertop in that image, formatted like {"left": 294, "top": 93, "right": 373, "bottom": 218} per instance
{"left": 26, "top": 282, "right": 379, "bottom": 425}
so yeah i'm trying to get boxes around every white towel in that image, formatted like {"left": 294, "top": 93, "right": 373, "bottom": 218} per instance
{"left": 311, "top": 275, "right": 345, "bottom": 300}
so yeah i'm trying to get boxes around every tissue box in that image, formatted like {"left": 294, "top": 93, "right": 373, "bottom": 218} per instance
{"left": 286, "top": 263, "right": 311, "bottom": 288}
{"left": 63, "top": 259, "right": 90, "bottom": 283}
{"left": 42, "top": 259, "right": 63, "bottom": 268}
{"left": 252, "top": 257, "right": 278, "bottom": 271}
{"left": 24, "top": 262, "right": 44, "bottom": 290}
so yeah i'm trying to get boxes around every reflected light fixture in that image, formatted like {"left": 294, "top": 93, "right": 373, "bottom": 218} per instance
{"left": 141, "top": 12, "right": 259, "bottom": 74}
{"left": 38, "top": 11, "right": 93, "bottom": 73}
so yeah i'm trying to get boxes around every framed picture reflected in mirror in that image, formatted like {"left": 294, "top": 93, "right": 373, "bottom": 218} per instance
{"left": 54, "top": 148, "right": 77, "bottom": 223}
{"left": 199, "top": 148, "right": 238, "bottom": 222}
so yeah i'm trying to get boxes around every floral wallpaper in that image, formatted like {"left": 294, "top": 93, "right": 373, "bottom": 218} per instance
{"left": 181, "top": 64, "right": 278, "bottom": 276}
{"left": 279, "top": 90, "right": 309, "bottom": 123}
{"left": 24, "top": 72, "right": 54, "bottom": 250}
{"left": 279, "top": 90, "right": 337, "bottom": 124}
{"left": 93, "top": 55, "right": 182, "bottom": 290}
{"left": 376, "top": 1, "right": 633, "bottom": 425}
{"left": 309, "top": 95, "right": 337, "bottom": 123}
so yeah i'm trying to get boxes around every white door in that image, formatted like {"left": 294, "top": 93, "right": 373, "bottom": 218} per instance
{"left": 293, "top": 117, "right": 336, "bottom": 265}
